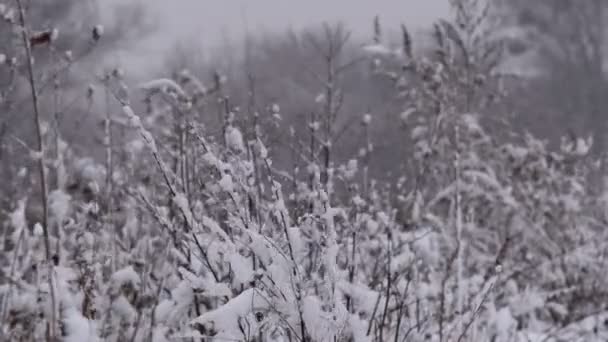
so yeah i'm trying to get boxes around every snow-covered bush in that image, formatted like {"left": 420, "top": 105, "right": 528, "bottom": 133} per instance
{"left": 1, "top": 0, "right": 608, "bottom": 342}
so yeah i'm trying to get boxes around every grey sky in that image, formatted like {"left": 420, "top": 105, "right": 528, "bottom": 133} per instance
{"left": 103, "top": 0, "right": 449, "bottom": 73}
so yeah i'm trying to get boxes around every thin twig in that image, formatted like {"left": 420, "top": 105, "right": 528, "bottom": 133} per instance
{"left": 14, "top": 0, "right": 57, "bottom": 339}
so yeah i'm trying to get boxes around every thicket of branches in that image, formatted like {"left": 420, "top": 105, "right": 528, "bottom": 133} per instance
{"left": 1, "top": 0, "right": 608, "bottom": 341}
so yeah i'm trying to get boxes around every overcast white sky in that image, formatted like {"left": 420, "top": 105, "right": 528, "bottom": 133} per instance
{"left": 102, "top": 0, "right": 449, "bottom": 72}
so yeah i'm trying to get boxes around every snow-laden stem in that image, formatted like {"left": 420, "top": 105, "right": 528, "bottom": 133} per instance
{"left": 346, "top": 218, "right": 357, "bottom": 312}
{"left": 455, "top": 120, "right": 464, "bottom": 334}
{"left": 14, "top": 0, "right": 58, "bottom": 339}
{"left": 119, "top": 102, "right": 221, "bottom": 283}
{"left": 394, "top": 275, "right": 412, "bottom": 342}
{"left": 363, "top": 117, "right": 370, "bottom": 195}
{"left": 247, "top": 76, "right": 263, "bottom": 228}
{"left": 439, "top": 248, "right": 458, "bottom": 342}
{"left": 52, "top": 51, "right": 62, "bottom": 262}
{"left": 308, "top": 111, "right": 316, "bottom": 212}
{"left": 366, "top": 291, "right": 382, "bottom": 336}
{"left": 258, "top": 150, "right": 309, "bottom": 341}
{"left": 0, "top": 219, "right": 26, "bottom": 330}
{"left": 103, "top": 78, "right": 116, "bottom": 274}
{"left": 455, "top": 276, "right": 496, "bottom": 342}
{"left": 379, "top": 225, "right": 392, "bottom": 342}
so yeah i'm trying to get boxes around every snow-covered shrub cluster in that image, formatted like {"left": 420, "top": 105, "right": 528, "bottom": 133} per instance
{"left": 1, "top": 1, "right": 608, "bottom": 342}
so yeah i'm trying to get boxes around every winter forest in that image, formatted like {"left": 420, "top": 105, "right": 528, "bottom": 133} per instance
{"left": 1, "top": 0, "right": 608, "bottom": 341}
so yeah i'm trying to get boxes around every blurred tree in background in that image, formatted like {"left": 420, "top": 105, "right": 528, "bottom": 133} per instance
{"left": 495, "top": 0, "right": 608, "bottom": 155}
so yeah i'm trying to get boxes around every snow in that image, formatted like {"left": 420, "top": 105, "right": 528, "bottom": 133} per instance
{"left": 64, "top": 50, "right": 73, "bottom": 62}
{"left": 244, "top": 230, "right": 275, "bottom": 266}
{"left": 202, "top": 281, "right": 232, "bottom": 298}
{"left": 229, "top": 253, "right": 255, "bottom": 285}
{"left": 154, "top": 300, "right": 174, "bottom": 324}
{"left": 9, "top": 291, "right": 37, "bottom": 319}
{"left": 17, "top": 167, "right": 27, "bottom": 178}
{"left": 358, "top": 147, "right": 366, "bottom": 158}
{"left": 411, "top": 125, "right": 428, "bottom": 140}
{"left": 33, "top": 222, "right": 43, "bottom": 236}
{"left": 111, "top": 266, "right": 141, "bottom": 288}
{"left": 561, "top": 194, "right": 581, "bottom": 212}
{"left": 315, "top": 93, "right": 325, "bottom": 103}
{"left": 256, "top": 139, "right": 269, "bottom": 158}
{"left": 337, "top": 281, "right": 379, "bottom": 315}
{"left": 574, "top": 136, "right": 593, "bottom": 156}
{"left": 352, "top": 195, "right": 366, "bottom": 207}
{"left": 152, "top": 327, "right": 170, "bottom": 342}
{"left": 271, "top": 103, "right": 280, "bottom": 113}
{"left": 113, "top": 295, "right": 137, "bottom": 321}
{"left": 342, "top": 159, "right": 358, "bottom": 179}
{"left": 126, "top": 139, "right": 144, "bottom": 155}
{"left": 173, "top": 193, "right": 193, "bottom": 227}
{"left": 50, "top": 28, "right": 59, "bottom": 41}
{"left": 376, "top": 211, "right": 389, "bottom": 226}
{"left": 461, "top": 113, "right": 483, "bottom": 134}
{"left": 63, "top": 307, "right": 99, "bottom": 342}
{"left": 191, "top": 288, "right": 267, "bottom": 339}
{"left": 29, "top": 150, "right": 43, "bottom": 160}
{"left": 139, "top": 78, "right": 187, "bottom": 98}
{"left": 225, "top": 126, "right": 245, "bottom": 153}
{"left": 302, "top": 295, "right": 348, "bottom": 342}
{"left": 362, "top": 43, "right": 393, "bottom": 56}
{"left": 73, "top": 157, "right": 105, "bottom": 184}
{"left": 122, "top": 105, "right": 137, "bottom": 121}
{"left": 170, "top": 279, "right": 195, "bottom": 314}
{"left": 201, "top": 151, "right": 220, "bottom": 168}
{"left": 122, "top": 105, "right": 159, "bottom": 153}
{"left": 218, "top": 174, "right": 234, "bottom": 192}
{"left": 202, "top": 215, "right": 231, "bottom": 242}
{"left": 2, "top": 8, "right": 14, "bottom": 23}
{"left": 410, "top": 228, "right": 441, "bottom": 267}
{"left": 509, "top": 287, "right": 545, "bottom": 317}
{"left": 48, "top": 189, "right": 71, "bottom": 223}
{"left": 10, "top": 198, "right": 27, "bottom": 232}
{"left": 560, "top": 135, "right": 591, "bottom": 155}
{"left": 362, "top": 113, "right": 372, "bottom": 125}
{"left": 400, "top": 107, "right": 416, "bottom": 123}
{"left": 348, "top": 314, "right": 372, "bottom": 342}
